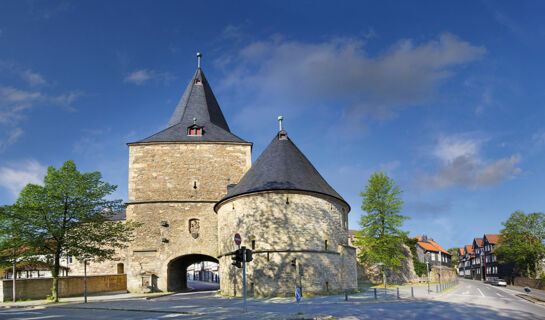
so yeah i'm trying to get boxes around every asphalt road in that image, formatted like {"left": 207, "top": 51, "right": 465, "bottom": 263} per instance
{"left": 0, "top": 279, "right": 543, "bottom": 319}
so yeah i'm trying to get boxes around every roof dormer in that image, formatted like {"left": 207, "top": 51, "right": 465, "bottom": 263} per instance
{"left": 187, "top": 118, "right": 203, "bottom": 136}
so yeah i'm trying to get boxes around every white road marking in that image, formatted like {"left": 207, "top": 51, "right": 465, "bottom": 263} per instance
{"left": 477, "top": 288, "right": 485, "bottom": 297}
{"left": 0, "top": 311, "right": 42, "bottom": 315}
{"left": 496, "top": 292, "right": 503, "bottom": 297}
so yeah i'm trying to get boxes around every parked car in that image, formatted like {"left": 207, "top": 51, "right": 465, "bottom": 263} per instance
{"left": 493, "top": 279, "right": 507, "bottom": 287}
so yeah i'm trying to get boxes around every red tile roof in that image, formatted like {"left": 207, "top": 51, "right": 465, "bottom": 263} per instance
{"left": 417, "top": 240, "right": 451, "bottom": 255}
{"left": 458, "top": 247, "right": 465, "bottom": 255}
{"left": 428, "top": 240, "right": 451, "bottom": 255}
{"left": 474, "top": 238, "right": 483, "bottom": 247}
{"left": 465, "top": 245, "right": 474, "bottom": 254}
{"left": 485, "top": 234, "right": 499, "bottom": 244}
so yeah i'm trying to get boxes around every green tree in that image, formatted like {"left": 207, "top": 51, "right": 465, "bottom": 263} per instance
{"left": 354, "top": 171, "right": 409, "bottom": 270}
{"left": 0, "top": 205, "right": 36, "bottom": 301}
{"left": 448, "top": 248, "right": 459, "bottom": 268}
{"left": 496, "top": 210, "right": 545, "bottom": 278}
{"left": 10, "top": 160, "right": 139, "bottom": 302}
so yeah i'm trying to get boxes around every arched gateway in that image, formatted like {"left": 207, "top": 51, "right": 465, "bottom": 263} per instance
{"left": 167, "top": 254, "right": 218, "bottom": 291}
{"left": 125, "top": 63, "right": 252, "bottom": 293}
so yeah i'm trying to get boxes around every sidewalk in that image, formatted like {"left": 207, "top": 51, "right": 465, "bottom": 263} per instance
{"left": 0, "top": 282, "right": 457, "bottom": 313}
{"left": 0, "top": 291, "right": 170, "bottom": 309}
{"left": 506, "top": 284, "right": 545, "bottom": 300}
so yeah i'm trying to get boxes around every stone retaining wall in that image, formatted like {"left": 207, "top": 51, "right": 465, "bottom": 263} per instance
{"left": 514, "top": 277, "right": 545, "bottom": 290}
{"left": 419, "top": 267, "right": 457, "bottom": 283}
{"left": 0, "top": 274, "right": 126, "bottom": 302}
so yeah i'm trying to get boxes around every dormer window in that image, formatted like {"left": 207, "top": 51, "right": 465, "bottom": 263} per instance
{"left": 187, "top": 124, "right": 203, "bottom": 136}
{"left": 195, "top": 79, "right": 202, "bottom": 85}
{"left": 278, "top": 130, "right": 288, "bottom": 140}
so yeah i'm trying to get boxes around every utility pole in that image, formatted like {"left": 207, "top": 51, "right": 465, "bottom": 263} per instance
{"left": 12, "top": 260, "right": 16, "bottom": 302}
{"left": 426, "top": 261, "right": 430, "bottom": 293}
{"left": 84, "top": 260, "right": 88, "bottom": 303}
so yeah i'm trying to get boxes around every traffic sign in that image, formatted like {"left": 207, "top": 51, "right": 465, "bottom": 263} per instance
{"left": 295, "top": 287, "right": 302, "bottom": 303}
{"left": 234, "top": 233, "right": 241, "bottom": 246}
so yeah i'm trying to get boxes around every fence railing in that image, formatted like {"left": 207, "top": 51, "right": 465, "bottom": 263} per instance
{"left": 368, "top": 279, "right": 459, "bottom": 301}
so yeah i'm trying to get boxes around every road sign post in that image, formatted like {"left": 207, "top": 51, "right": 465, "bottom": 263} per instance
{"left": 242, "top": 246, "right": 247, "bottom": 313}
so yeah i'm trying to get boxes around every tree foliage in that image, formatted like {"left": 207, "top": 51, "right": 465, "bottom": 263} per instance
{"left": 354, "top": 171, "right": 409, "bottom": 269}
{"left": 448, "top": 248, "right": 459, "bottom": 268}
{"left": 9, "top": 160, "right": 139, "bottom": 302}
{"left": 404, "top": 237, "right": 427, "bottom": 276}
{"left": 496, "top": 210, "right": 545, "bottom": 278}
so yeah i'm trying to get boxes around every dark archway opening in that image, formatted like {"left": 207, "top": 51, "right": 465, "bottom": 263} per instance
{"left": 167, "top": 254, "right": 219, "bottom": 292}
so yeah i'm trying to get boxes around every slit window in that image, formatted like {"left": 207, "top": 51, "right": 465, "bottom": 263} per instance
{"left": 324, "top": 240, "right": 328, "bottom": 250}
{"left": 251, "top": 240, "right": 256, "bottom": 250}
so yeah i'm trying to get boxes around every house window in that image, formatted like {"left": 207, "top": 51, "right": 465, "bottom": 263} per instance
{"left": 69, "top": 256, "right": 73, "bottom": 264}
{"left": 431, "top": 253, "right": 435, "bottom": 261}
{"left": 251, "top": 240, "right": 256, "bottom": 250}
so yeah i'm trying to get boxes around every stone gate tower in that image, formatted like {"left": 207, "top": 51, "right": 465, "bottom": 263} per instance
{"left": 126, "top": 64, "right": 252, "bottom": 292}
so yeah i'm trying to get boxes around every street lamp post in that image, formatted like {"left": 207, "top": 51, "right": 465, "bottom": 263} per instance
{"left": 375, "top": 262, "right": 386, "bottom": 296}
{"left": 426, "top": 252, "right": 430, "bottom": 293}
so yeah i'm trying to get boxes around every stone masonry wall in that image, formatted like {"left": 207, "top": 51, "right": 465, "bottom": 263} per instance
{"left": 65, "top": 246, "right": 128, "bottom": 276}
{"left": 128, "top": 143, "right": 251, "bottom": 202}
{"left": 217, "top": 192, "right": 357, "bottom": 296}
{"left": 126, "top": 142, "right": 251, "bottom": 292}
{"left": 1, "top": 275, "right": 126, "bottom": 302}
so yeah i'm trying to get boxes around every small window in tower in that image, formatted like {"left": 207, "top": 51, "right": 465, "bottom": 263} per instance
{"left": 187, "top": 126, "right": 203, "bottom": 136}
{"left": 195, "top": 79, "right": 201, "bottom": 85}
{"left": 324, "top": 240, "right": 328, "bottom": 250}
{"left": 251, "top": 240, "right": 256, "bottom": 250}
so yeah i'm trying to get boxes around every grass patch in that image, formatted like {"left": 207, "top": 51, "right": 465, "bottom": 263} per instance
{"left": 370, "top": 284, "right": 401, "bottom": 289}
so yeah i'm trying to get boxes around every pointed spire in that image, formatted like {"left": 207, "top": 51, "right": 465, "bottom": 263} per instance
{"left": 133, "top": 57, "right": 248, "bottom": 144}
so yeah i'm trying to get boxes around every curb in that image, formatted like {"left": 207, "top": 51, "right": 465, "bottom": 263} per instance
{"left": 516, "top": 294, "right": 545, "bottom": 306}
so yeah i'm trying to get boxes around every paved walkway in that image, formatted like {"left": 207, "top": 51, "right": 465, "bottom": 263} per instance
{"left": 1, "top": 280, "right": 544, "bottom": 319}
{"left": 0, "top": 281, "right": 456, "bottom": 310}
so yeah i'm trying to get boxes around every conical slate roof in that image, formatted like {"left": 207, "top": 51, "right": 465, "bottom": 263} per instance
{"left": 215, "top": 132, "right": 348, "bottom": 210}
{"left": 134, "top": 68, "right": 247, "bottom": 143}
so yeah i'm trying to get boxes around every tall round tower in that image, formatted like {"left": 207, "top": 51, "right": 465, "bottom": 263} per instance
{"left": 215, "top": 120, "right": 357, "bottom": 296}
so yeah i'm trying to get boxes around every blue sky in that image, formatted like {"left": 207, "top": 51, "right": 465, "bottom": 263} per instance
{"left": 1, "top": 1, "right": 544, "bottom": 250}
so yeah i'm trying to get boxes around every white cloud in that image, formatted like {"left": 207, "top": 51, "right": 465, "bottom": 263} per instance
{"left": 7, "top": 127, "right": 23, "bottom": 145}
{"left": 418, "top": 134, "right": 522, "bottom": 190}
{"left": 218, "top": 33, "right": 485, "bottom": 131}
{"left": 0, "top": 86, "right": 82, "bottom": 151}
{"left": 124, "top": 69, "right": 174, "bottom": 85}
{"left": 0, "top": 160, "right": 47, "bottom": 197}
{"left": 22, "top": 70, "right": 47, "bottom": 86}
{"left": 0, "top": 86, "right": 42, "bottom": 125}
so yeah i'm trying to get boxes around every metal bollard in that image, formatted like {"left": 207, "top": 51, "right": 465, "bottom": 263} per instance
{"left": 345, "top": 289, "right": 348, "bottom": 301}
{"left": 397, "top": 287, "right": 400, "bottom": 299}
{"left": 374, "top": 288, "right": 377, "bottom": 299}
{"left": 411, "top": 287, "right": 414, "bottom": 297}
